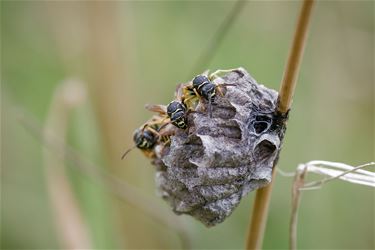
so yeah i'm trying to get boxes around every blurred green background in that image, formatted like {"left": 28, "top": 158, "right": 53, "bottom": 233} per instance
{"left": 1, "top": 1, "right": 374, "bottom": 249}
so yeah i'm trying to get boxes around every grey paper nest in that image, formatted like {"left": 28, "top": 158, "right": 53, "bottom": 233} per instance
{"left": 154, "top": 68, "right": 287, "bottom": 227}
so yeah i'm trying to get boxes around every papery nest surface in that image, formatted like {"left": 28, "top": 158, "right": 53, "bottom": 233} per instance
{"left": 153, "top": 68, "right": 287, "bottom": 227}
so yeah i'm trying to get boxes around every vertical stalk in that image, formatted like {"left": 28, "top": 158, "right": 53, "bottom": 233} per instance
{"left": 83, "top": 2, "right": 168, "bottom": 248}
{"left": 289, "top": 166, "right": 307, "bottom": 250}
{"left": 278, "top": 0, "right": 315, "bottom": 114}
{"left": 43, "top": 80, "right": 91, "bottom": 249}
{"left": 245, "top": 1, "right": 315, "bottom": 249}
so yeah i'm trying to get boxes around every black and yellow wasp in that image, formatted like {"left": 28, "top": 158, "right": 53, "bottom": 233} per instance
{"left": 145, "top": 101, "right": 189, "bottom": 130}
{"left": 145, "top": 83, "right": 193, "bottom": 130}
{"left": 182, "top": 69, "right": 236, "bottom": 118}
{"left": 146, "top": 69, "right": 236, "bottom": 131}
{"left": 121, "top": 114, "right": 174, "bottom": 160}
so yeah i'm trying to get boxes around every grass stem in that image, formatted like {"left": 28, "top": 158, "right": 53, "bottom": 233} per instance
{"left": 43, "top": 79, "right": 91, "bottom": 249}
{"left": 245, "top": 1, "right": 315, "bottom": 249}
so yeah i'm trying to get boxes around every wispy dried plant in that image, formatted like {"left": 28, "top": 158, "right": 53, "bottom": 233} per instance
{"left": 246, "top": 0, "right": 315, "bottom": 249}
{"left": 290, "top": 161, "right": 375, "bottom": 250}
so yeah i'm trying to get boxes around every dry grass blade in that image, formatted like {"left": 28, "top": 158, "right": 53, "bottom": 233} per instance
{"left": 278, "top": 0, "right": 315, "bottom": 114}
{"left": 300, "top": 161, "right": 375, "bottom": 190}
{"left": 290, "top": 161, "right": 375, "bottom": 250}
{"left": 289, "top": 165, "right": 308, "bottom": 250}
{"left": 43, "top": 79, "right": 92, "bottom": 249}
{"left": 245, "top": 0, "right": 315, "bottom": 249}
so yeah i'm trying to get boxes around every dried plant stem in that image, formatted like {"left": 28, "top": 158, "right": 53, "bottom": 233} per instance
{"left": 43, "top": 80, "right": 91, "bottom": 249}
{"left": 245, "top": 1, "right": 315, "bottom": 249}
{"left": 246, "top": 169, "right": 277, "bottom": 249}
{"left": 278, "top": 0, "right": 315, "bottom": 114}
{"left": 84, "top": 2, "right": 167, "bottom": 248}
{"left": 302, "top": 162, "right": 375, "bottom": 189}
{"left": 289, "top": 166, "right": 308, "bottom": 250}
{"left": 290, "top": 161, "right": 375, "bottom": 249}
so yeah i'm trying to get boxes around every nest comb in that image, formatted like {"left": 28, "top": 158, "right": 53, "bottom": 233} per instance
{"left": 154, "top": 68, "right": 287, "bottom": 227}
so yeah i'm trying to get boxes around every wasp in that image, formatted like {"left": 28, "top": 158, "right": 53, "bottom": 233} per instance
{"left": 184, "top": 69, "right": 236, "bottom": 118}
{"left": 163, "top": 80, "right": 211, "bottom": 129}
{"left": 166, "top": 101, "right": 188, "bottom": 129}
{"left": 145, "top": 80, "right": 198, "bottom": 130}
{"left": 145, "top": 101, "right": 189, "bottom": 130}
{"left": 145, "top": 69, "right": 235, "bottom": 130}
{"left": 121, "top": 114, "right": 173, "bottom": 160}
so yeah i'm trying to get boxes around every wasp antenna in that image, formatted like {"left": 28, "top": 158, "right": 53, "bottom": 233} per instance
{"left": 202, "top": 69, "right": 210, "bottom": 77}
{"left": 121, "top": 145, "right": 136, "bottom": 160}
{"left": 158, "top": 121, "right": 171, "bottom": 132}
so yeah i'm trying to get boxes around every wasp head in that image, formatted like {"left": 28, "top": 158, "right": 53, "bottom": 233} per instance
{"left": 133, "top": 128, "right": 157, "bottom": 149}
{"left": 167, "top": 101, "right": 188, "bottom": 129}
{"left": 193, "top": 75, "right": 210, "bottom": 90}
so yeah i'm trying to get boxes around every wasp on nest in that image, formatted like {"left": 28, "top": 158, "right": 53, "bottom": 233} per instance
{"left": 123, "top": 68, "right": 287, "bottom": 227}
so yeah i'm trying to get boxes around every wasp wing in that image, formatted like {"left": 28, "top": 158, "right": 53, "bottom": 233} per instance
{"left": 144, "top": 104, "right": 167, "bottom": 115}
{"left": 174, "top": 83, "right": 187, "bottom": 101}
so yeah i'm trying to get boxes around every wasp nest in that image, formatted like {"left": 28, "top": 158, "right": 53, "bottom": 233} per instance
{"left": 154, "top": 68, "right": 287, "bottom": 227}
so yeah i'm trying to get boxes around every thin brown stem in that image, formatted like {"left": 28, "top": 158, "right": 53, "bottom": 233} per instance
{"left": 245, "top": 169, "right": 277, "bottom": 249}
{"left": 245, "top": 1, "right": 315, "bottom": 249}
{"left": 289, "top": 166, "right": 307, "bottom": 250}
{"left": 278, "top": 0, "right": 315, "bottom": 114}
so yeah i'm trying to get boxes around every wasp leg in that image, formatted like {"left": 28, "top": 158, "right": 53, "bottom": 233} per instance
{"left": 164, "top": 138, "right": 171, "bottom": 146}
{"left": 181, "top": 86, "right": 198, "bottom": 109}
{"left": 142, "top": 117, "right": 169, "bottom": 129}
{"left": 209, "top": 69, "right": 237, "bottom": 80}
{"left": 186, "top": 109, "right": 204, "bottom": 116}
{"left": 208, "top": 97, "right": 213, "bottom": 118}
{"left": 184, "top": 96, "right": 199, "bottom": 110}
{"left": 215, "top": 83, "right": 236, "bottom": 96}
{"left": 158, "top": 120, "right": 173, "bottom": 133}
{"left": 192, "top": 88, "right": 201, "bottom": 98}
{"left": 159, "top": 140, "right": 171, "bottom": 156}
{"left": 183, "top": 87, "right": 200, "bottom": 110}
{"left": 183, "top": 95, "right": 196, "bottom": 104}
{"left": 158, "top": 116, "right": 170, "bottom": 124}
{"left": 181, "top": 85, "right": 197, "bottom": 99}
{"left": 216, "top": 85, "right": 225, "bottom": 97}
{"left": 196, "top": 95, "right": 207, "bottom": 112}
{"left": 146, "top": 127, "right": 162, "bottom": 138}
{"left": 159, "top": 129, "right": 175, "bottom": 138}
